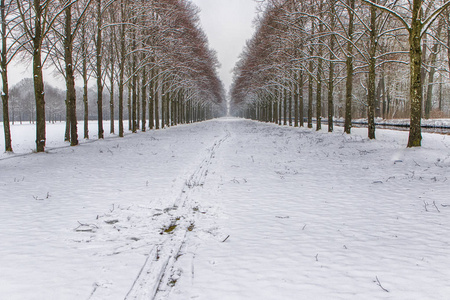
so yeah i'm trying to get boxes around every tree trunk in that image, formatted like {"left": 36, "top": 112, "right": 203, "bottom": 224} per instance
{"left": 1, "top": 0, "right": 12, "bottom": 152}
{"left": 425, "top": 18, "right": 443, "bottom": 119}
{"left": 288, "top": 82, "right": 292, "bottom": 126}
{"left": 149, "top": 65, "right": 154, "bottom": 129}
{"left": 407, "top": 0, "right": 423, "bottom": 147}
{"left": 141, "top": 65, "right": 147, "bottom": 131}
{"left": 294, "top": 73, "right": 299, "bottom": 127}
{"left": 447, "top": 10, "right": 450, "bottom": 110}
{"left": 161, "top": 82, "right": 165, "bottom": 128}
{"left": 308, "top": 56, "right": 313, "bottom": 128}
{"left": 64, "top": 99, "right": 70, "bottom": 141}
{"left": 155, "top": 73, "right": 160, "bottom": 129}
{"left": 327, "top": 0, "right": 336, "bottom": 133}
{"left": 128, "top": 80, "right": 131, "bottom": 130}
{"left": 137, "top": 79, "right": 140, "bottom": 130}
{"left": 133, "top": 84, "right": 139, "bottom": 129}
{"left": 380, "top": 75, "right": 386, "bottom": 119}
{"left": 109, "top": 34, "right": 115, "bottom": 134}
{"left": 367, "top": 4, "right": 377, "bottom": 139}
{"left": 96, "top": 0, "right": 104, "bottom": 139}
{"left": 64, "top": 5, "right": 78, "bottom": 146}
{"left": 81, "top": 22, "right": 89, "bottom": 139}
{"left": 33, "top": 0, "right": 46, "bottom": 152}
{"left": 118, "top": 0, "right": 126, "bottom": 137}
{"left": 438, "top": 77, "right": 442, "bottom": 111}
{"left": 166, "top": 89, "right": 170, "bottom": 127}
{"left": 282, "top": 87, "right": 286, "bottom": 125}
{"left": 299, "top": 70, "right": 304, "bottom": 127}
{"left": 344, "top": 0, "right": 355, "bottom": 134}
{"left": 131, "top": 24, "right": 137, "bottom": 133}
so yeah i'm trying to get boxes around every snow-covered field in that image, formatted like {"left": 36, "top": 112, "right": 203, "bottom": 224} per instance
{"left": 1, "top": 119, "right": 449, "bottom": 299}
{"left": 0, "top": 121, "right": 124, "bottom": 157}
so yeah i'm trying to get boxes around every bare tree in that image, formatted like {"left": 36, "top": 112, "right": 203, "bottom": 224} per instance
{"left": 363, "top": 0, "right": 450, "bottom": 147}
{"left": 1, "top": 0, "right": 17, "bottom": 152}
{"left": 16, "top": 0, "right": 66, "bottom": 152}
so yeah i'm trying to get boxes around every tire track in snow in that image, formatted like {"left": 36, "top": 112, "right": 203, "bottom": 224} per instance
{"left": 124, "top": 126, "right": 230, "bottom": 300}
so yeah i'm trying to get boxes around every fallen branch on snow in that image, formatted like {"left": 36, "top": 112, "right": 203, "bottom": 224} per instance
{"left": 75, "top": 221, "right": 99, "bottom": 232}
{"left": 375, "top": 276, "right": 389, "bottom": 293}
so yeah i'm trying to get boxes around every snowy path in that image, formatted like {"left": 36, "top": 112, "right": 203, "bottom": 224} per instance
{"left": 1, "top": 118, "right": 450, "bottom": 299}
{"left": 124, "top": 126, "right": 231, "bottom": 299}
{"left": 165, "top": 119, "right": 450, "bottom": 299}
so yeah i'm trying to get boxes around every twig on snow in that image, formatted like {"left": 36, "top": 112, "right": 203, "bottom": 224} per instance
{"left": 75, "top": 221, "right": 98, "bottom": 232}
{"left": 222, "top": 235, "right": 230, "bottom": 243}
{"left": 124, "top": 255, "right": 151, "bottom": 300}
{"left": 87, "top": 282, "right": 100, "bottom": 299}
{"left": 424, "top": 201, "right": 429, "bottom": 212}
{"left": 433, "top": 201, "right": 441, "bottom": 213}
{"left": 375, "top": 276, "right": 389, "bottom": 293}
{"left": 424, "top": 201, "right": 441, "bottom": 212}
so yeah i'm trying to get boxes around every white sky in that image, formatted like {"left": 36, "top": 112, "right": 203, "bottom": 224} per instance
{"left": 8, "top": 1, "right": 259, "bottom": 92}
{"left": 190, "top": 0, "right": 258, "bottom": 92}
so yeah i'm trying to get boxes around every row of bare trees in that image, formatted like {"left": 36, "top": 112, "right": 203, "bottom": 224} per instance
{"left": 231, "top": 0, "right": 450, "bottom": 147}
{"left": 1, "top": 0, "right": 225, "bottom": 152}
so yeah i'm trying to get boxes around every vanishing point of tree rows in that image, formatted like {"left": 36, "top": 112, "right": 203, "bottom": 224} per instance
{"left": 231, "top": 0, "right": 450, "bottom": 147}
{"left": 1, "top": 0, "right": 225, "bottom": 153}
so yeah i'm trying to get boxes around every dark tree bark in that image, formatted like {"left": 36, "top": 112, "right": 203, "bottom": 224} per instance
{"left": 118, "top": 0, "right": 126, "bottom": 137}
{"left": 155, "top": 73, "right": 160, "bottom": 129}
{"left": 407, "top": 0, "right": 423, "bottom": 147}
{"left": 327, "top": 0, "right": 336, "bottom": 133}
{"left": 166, "top": 89, "right": 170, "bottom": 127}
{"left": 344, "top": 0, "right": 355, "bottom": 134}
{"left": 294, "top": 72, "right": 299, "bottom": 127}
{"left": 131, "top": 16, "right": 137, "bottom": 133}
{"left": 32, "top": 0, "right": 46, "bottom": 152}
{"left": 283, "top": 86, "right": 287, "bottom": 125}
{"left": 299, "top": 70, "right": 304, "bottom": 127}
{"left": 109, "top": 25, "right": 115, "bottom": 134}
{"left": 288, "top": 81, "right": 292, "bottom": 126}
{"left": 1, "top": 0, "right": 12, "bottom": 152}
{"left": 136, "top": 78, "right": 140, "bottom": 130}
{"left": 128, "top": 79, "right": 131, "bottom": 130}
{"left": 367, "top": 4, "right": 377, "bottom": 139}
{"left": 425, "top": 18, "right": 443, "bottom": 119}
{"left": 149, "top": 64, "right": 154, "bottom": 129}
{"left": 141, "top": 65, "right": 147, "bottom": 131}
{"left": 96, "top": 0, "right": 104, "bottom": 139}
{"left": 161, "top": 81, "right": 165, "bottom": 128}
{"left": 308, "top": 57, "right": 313, "bottom": 128}
{"left": 64, "top": 4, "right": 78, "bottom": 146}
{"left": 81, "top": 21, "right": 89, "bottom": 139}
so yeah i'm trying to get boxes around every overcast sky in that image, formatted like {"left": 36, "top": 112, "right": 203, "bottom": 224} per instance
{"left": 190, "top": 0, "right": 258, "bottom": 92}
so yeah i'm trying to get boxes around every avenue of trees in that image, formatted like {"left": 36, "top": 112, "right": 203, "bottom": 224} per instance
{"left": 231, "top": 0, "right": 450, "bottom": 147}
{"left": 1, "top": 0, "right": 225, "bottom": 152}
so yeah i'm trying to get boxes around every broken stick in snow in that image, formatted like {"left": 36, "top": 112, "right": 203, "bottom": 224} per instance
{"left": 375, "top": 276, "right": 389, "bottom": 293}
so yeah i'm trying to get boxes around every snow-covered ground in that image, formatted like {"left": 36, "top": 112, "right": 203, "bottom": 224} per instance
{"left": 0, "top": 121, "right": 124, "bottom": 157}
{"left": 1, "top": 119, "right": 449, "bottom": 299}
{"left": 334, "top": 117, "right": 450, "bottom": 128}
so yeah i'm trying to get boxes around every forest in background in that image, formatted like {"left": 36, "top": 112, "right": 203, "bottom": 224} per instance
{"left": 1, "top": 0, "right": 225, "bottom": 153}
{"left": 0, "top": 78, "right": 109, "bottom": 124}
{"left": 231, "top": 0, "right": 450, "bottom": 147}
